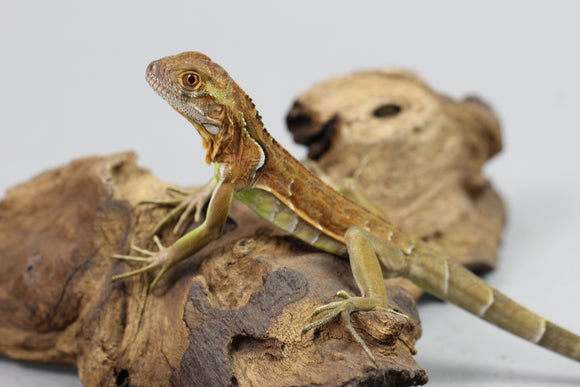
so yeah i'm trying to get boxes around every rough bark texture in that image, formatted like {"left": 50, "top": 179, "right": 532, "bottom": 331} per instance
{"left": 0, "top": 153, "right": 426, "bottom": 386}
{"left": 0, "top": 69, "right": 505, "bottom": 386}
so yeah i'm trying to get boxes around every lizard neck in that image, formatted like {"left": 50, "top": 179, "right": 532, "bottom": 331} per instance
{"left": 215, "top": 90, "right": 268, "bottom": 187}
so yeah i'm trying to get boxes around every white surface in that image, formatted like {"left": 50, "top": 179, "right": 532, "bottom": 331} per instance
{"left": 0, "top": 1, "right": 579, "bottom": 386}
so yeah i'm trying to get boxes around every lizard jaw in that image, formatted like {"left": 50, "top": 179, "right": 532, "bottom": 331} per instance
{"left": 146, "top": 69, "right": 206, "bottom": 123}
{"left": 146, "top": 62, "right": 218, "bottom": 163}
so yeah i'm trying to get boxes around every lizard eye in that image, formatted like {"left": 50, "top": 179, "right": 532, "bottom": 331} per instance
{"left": 182, "top": 72, "right": 200, "bottom": 88}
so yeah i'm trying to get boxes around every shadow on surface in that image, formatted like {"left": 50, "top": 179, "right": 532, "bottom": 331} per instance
{"left": 0, "top": 355, "right": 78, "bottom": 375}
{"left": 419, "top": 358, "right": 580, "bottom": 386}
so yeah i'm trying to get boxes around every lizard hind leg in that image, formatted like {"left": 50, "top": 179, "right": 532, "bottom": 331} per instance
{"left": 302, "top": 226, "right": 410, "bottom": 364}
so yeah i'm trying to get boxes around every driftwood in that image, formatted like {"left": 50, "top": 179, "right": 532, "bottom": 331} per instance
{"left": 0, "top": 153, "right": 424, "bottom": 386}
{"left": 0, "top": 69, "right": 505, "bottom": 386}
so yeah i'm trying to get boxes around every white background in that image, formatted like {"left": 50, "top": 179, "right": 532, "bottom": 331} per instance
{"left": 1, "top": 1, "right": 579, "bottom": 386}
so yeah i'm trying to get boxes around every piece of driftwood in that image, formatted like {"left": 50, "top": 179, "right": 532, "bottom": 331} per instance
{"left": 0, "top": 153, "right": 425, "bottom": 386}
{"left": 287, "top": 69, "right": 505, "bottom": 298}
{"left": 0, "top": 69, "right": 505, "bottom": 386}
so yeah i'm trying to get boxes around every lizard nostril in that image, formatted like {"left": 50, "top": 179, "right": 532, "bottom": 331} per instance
{"left": 146, "top": 61, "right": 158, "bottom": 76}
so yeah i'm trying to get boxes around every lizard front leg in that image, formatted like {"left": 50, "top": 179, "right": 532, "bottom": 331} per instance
{"left": 112, "top": 180, "right": 233, "bottom": 289}
{"left": 142, "top": 178, "right": 217, "bottom": 235}
{"left": 303, "top": 226, "right": 410, "bottom": 364}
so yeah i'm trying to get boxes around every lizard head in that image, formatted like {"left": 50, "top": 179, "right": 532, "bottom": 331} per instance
{"left": 146, "top": 52, "right": 242, "bottom": 164}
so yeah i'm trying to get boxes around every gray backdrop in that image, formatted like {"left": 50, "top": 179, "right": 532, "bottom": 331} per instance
{"left": 1, "top": 1, "right": 579, "bottom": 386}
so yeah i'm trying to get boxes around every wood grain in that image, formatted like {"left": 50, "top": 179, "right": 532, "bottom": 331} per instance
{"left": 0, "top": 152, "right": 425, "bottom": 386}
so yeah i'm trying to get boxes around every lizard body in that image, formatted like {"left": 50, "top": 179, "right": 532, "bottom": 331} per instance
{"left": 113, "top": 52, "right": 580, "bottom": 364}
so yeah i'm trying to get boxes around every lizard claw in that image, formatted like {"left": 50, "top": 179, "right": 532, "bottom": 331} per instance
{"left": 142, "top": 180, "right": 216, "bottom": 235}
{"left": 302, "top": 291, "right": 409, "bottom": 365}
{"left": 111, "top": 236, "right": 172, "bottom": 290}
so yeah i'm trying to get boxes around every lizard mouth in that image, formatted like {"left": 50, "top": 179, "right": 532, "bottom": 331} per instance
{"left": 146, "top": 60, "right": 220, "bottom": 164}
{"left": 146, "top": 68, "right": 180, "bottom": 109}
{"left": 145, "top": 63, "right": 167, "bottom": 99}
{"left": 146, "top": 63, "right": 209, "bottom": 125}
{"left": 146, "top": 66, "right": 215, "bottom": 162}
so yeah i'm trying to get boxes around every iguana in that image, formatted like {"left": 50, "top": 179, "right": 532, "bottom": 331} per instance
{"left": 112, "top": 51, "right": 580, "bottom": 364}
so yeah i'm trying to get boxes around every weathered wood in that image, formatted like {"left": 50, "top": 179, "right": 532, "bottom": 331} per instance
{"left": 0, "top": 153, "right": 426, "bottom": 386}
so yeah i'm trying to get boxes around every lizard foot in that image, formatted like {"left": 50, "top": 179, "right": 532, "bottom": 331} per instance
{"left": 142, "top": 180, "right": 216, "bottom": 235}
{"left": 111, "top": 236, "right": 173, "bottom": 290}
{"left": 302, "top": 290, "right": 409, "bottom": 364}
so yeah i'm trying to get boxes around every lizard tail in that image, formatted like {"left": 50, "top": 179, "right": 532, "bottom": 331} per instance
{"left": 407, "top": 244, "right": 580, "bottom": 362}
{"left": 479, "top": 287, "right": 580, "bottom": 362}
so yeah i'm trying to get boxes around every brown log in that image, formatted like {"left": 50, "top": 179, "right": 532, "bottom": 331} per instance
{"left": 0, "top": 152, "right": 426, "bottom": 386}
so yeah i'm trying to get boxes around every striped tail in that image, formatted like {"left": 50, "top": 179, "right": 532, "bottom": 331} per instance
{"left": 409, "top": 244, "right": 580, "bottom": 362}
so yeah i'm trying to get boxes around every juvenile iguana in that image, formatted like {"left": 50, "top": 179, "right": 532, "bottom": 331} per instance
{"left": 112, "top": 51, "right": 580, "bottom": 364}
